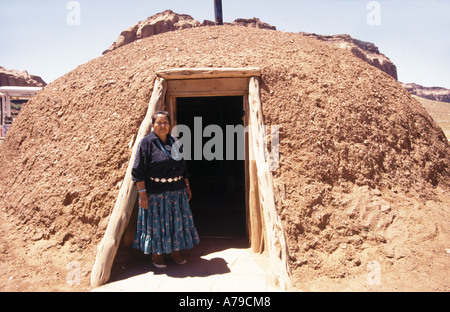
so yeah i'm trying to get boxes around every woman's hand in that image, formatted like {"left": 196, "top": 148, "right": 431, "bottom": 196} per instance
{"left": 186, "top": 185, "right": 192, "bottom": 201}
{"left": 139, "top": 192, "right": 149, "bottom": 209}
{"left": 136, "top": 181, "right": 148, "bottom": 209}
{"left": 185, "top": 178, "right": 192, "bottom": 201}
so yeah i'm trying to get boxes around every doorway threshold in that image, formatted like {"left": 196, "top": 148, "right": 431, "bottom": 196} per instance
{"left": 95, "top": 237, "right": 280, "bottom": 292}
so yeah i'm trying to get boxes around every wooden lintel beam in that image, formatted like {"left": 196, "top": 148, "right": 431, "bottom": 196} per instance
{"left": 156, "top": 68, "right": 261, "bottom": 80}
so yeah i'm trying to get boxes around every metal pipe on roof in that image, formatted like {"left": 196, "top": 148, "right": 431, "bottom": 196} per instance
{"left": 214, "top": 0, "right": 223, "bottom": 25}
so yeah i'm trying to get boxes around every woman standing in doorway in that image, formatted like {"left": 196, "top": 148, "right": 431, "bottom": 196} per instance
{"left": 132, "top": 111, "right": 200, "bottom": 268}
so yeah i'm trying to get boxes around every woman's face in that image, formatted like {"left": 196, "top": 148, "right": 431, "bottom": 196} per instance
{"left": 153, "top": 114, "right": 170, "bottom": 140}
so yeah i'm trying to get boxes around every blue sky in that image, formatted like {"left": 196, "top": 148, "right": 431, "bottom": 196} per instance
{"left": 1, "top": 0, "right": 449, "bottom": 88}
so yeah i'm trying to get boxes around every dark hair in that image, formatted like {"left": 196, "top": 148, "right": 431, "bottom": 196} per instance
{"left": 152, "top": 111, "right": 171, "bottom": 125}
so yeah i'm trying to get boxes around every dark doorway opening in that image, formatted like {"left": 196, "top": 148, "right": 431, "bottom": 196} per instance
{"left": 176, "top": 96, "right": 246, "bottom": 238}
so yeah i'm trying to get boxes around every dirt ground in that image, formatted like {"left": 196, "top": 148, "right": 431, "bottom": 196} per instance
{"left": 0, "top": 25, "right": 449, "bottom": 292}
{"left": 1, "top": 187, "right": 448, "bottom": 292}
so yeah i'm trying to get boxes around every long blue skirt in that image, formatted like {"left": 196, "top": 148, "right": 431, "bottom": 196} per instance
{"left": 133, "top": 189, "right": 200, "bottom": 255}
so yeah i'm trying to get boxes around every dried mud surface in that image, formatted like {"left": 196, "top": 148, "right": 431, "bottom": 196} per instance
{"left": 0, "top": 26, "right": 449, "bottom": 292}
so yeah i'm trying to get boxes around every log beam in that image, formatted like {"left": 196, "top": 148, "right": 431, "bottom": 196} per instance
{"left": 248, "top": 76, "right": 291, "bottom": 290}
{"left": 156, "top": 68, "right": 261, "bottom": 80}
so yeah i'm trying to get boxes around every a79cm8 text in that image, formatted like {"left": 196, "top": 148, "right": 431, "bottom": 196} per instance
{"left": 179, "top": 296, "right": 271, "bottom": 309}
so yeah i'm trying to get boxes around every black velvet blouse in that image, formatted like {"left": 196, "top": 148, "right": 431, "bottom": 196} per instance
{"left": 131, "top": 132, "right": 189, "bottom": 194}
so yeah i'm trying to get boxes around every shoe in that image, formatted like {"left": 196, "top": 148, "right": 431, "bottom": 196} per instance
{"left": 152, "top": 254, "right": 167, "bottom": 269}
{"left": 171, "top": 251, "right": 186, "bottom": 265}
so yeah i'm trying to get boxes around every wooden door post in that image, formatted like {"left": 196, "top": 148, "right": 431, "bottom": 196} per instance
{"left": 248, "top": 77, "right": 291, "bottom": 290}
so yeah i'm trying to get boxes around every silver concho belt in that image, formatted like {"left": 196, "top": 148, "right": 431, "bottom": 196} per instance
{"left": 150, "top": 176, "right": 183, "bottom": 183}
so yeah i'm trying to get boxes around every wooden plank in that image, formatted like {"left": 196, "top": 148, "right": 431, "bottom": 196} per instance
{"left": 156, "top": 68, "right": 261, "bottom": 80}
{"left": 167, "top": 78, "right": 248, "bottom": 96}
{"left": 244, "top": 95, "right": 251, "bottom": 241}
{"left": 248, "top": 77, "right": 291, "bottom": 290}
{"left": 249, "top": 159, "right": 263, "bottom": 253}
{"left": 90, "top": 77, "right": 167, "bottom": 288}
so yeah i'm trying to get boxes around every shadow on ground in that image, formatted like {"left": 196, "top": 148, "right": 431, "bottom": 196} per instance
{"left": 109, "top": 237, "right": 249, "bottom": 282}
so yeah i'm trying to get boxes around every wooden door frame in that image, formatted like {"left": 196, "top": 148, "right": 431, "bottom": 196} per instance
{"left": 161, "top": 74, "right": 256, "bottom": 247}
